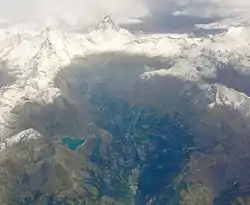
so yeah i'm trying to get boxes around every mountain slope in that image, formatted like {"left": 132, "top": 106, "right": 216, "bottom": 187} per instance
{"left": 1, "top": 16, "right": 250, "bottom": 205}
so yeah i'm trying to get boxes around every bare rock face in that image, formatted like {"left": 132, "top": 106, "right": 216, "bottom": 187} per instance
{"left": 97, "top": 15, "right": 121, "bottom": 32}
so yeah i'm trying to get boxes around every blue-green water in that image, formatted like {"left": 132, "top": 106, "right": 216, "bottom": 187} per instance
{"left": 61, "top": 136, "right": 86, "bottom": 151}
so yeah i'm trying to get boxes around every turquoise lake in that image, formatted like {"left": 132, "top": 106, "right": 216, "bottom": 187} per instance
{"left": 61, "top": 136, "right": 86, "bottom": 151}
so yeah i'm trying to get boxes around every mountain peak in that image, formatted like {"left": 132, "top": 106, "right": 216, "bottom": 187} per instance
{"left": 103, "top": 15, "right": 112, "bottom": 23}
{"left": 103, "top": 15, "right": 117, "bottom": 24}
{"left": 96, "top": 15, "right": 120, "bottom": 32}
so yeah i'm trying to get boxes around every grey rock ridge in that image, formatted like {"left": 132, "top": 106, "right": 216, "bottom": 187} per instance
{"left": 0, "top": 16, "right": 250, "bottom": 204}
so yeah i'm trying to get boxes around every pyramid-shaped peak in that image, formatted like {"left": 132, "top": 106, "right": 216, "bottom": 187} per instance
{"left": 97, "top": 15, "right": 120, "bottom": 32}
{"left": 41, "top": 37, "right": 54, "bottom": 49}
{"left": 103, "top": 15, "right": 114, "bottom": 23}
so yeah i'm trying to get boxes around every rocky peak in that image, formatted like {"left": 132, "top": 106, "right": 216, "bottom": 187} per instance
{"left": 96, "top": 15, "right": 120, "bottom": 32}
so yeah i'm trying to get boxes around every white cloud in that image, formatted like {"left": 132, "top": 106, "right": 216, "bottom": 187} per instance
{"left": 149, "top": 0, "right": 250, "bottom": 19}
{"left": 0, "top": 0, "right": 149, "bottom": 27}
{"left": 0, "top": 0, "right": 250, "bottom": 28}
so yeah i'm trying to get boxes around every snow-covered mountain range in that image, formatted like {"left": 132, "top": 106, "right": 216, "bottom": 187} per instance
{"left": 2, "top": 13, "right": 250, "bottom": 205}
{"left": 1, "top": 15, "right": 250, "bottom": 145}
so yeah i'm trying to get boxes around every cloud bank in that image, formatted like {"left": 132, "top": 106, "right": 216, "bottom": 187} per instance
{"left": 0, "top": 0, "right": 149, "bottom": 27}
{"left": 0, "top": 0, "right": 250, "bottom": 28}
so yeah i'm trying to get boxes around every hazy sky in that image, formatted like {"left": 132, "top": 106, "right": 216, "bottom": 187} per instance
{"left": 0, "top": 0, "right": 250, "bottom": 27}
